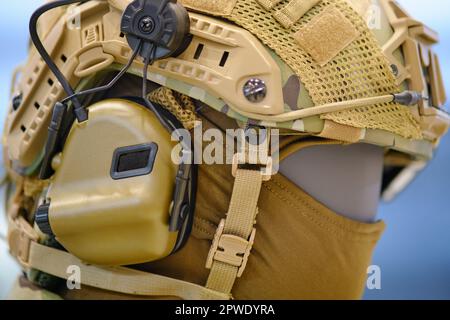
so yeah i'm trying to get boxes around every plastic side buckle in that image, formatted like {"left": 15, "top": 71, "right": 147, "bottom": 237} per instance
{"left": 206, "top": 219, "right": 256, "bottom": 278}
{"left": 7, "top": 216, "right": 39, "bottom": 269}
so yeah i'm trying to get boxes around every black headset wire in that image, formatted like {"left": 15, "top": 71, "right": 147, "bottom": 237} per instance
{"left": 31, "top": 0, "right": 174, "bottom": 128}
{"left": 34, "top": 0, "right": 191, "bottom": 174}
{"left": 61, "top": 41, "right": 143, "bottom": 104}
{"left": 142, "top": 44, "right": 179, "bottom": 134}
{"left": 142, "top": 43, "right": 196, "bottom": 238}
{"left": 32, "top": 0, "right": 196, "bottom": 243}
{"left": 29, "top": 0, "right": 101, "bottom": 122}
{"left": 31, "top": 0, "right": 152, "bottom": 122}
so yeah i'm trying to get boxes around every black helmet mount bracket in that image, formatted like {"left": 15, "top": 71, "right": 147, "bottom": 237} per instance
{"left": 121, "top": 0, "right": 191, "bottom": 61}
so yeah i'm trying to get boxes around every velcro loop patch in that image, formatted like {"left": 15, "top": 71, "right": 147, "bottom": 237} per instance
{"left": 256, "top": 0, "right": 283, "bottom": 11}
{"left": 273, "top": 0, "right": 321, "bottom": 29}
{"left": 181, "top": 0, "right": 238, "bottom": 16}
{"left": 293, "top": 6, "right": 360, "bottom": 66}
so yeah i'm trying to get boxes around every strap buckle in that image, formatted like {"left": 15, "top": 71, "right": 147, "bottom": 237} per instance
{"left": 206, "top": 219, "right": 256, "bottom": 278}
{"left": 232, "top": 126, "right": 273, "bottom": 181}
{"left": 8, "top": 216, "right": 39, "bottom": 268}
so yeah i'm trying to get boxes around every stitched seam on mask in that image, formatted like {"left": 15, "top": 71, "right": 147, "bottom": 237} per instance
{"left": 193, "top": 217, "right": 217, "bottom": 237}
{"left": 263, "top": 182, "right": 358, "bottom": 240}
{"left": 264, "top": 184, "right": 381, "bottom": 242}
{"left": 196, "top": 216, "right": 219, "bottom": 229}
{"left": 269, "top": 178, "right": 383, "bottom": 235}
{"left": 269, "top": 179, "right": 384, "bottom": 238}
{"left": 262, "top": 183, "right": 383, "bottom": 242}
{"left": 194, "top": 223, "right": 214, "bottom": 236}
{"left": 193, "top": 224, "right": 215, "bottom": 238}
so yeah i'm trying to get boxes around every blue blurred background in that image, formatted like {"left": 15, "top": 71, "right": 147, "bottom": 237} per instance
{"left": 0, "top": 1, "right": 449, "bottom": 299}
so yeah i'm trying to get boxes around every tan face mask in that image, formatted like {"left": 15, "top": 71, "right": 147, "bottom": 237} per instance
{"left": 141, "top": 165, "right": 385, "bottom": 300}
{"left": 57, "top": 116, "right": 386, "bottom": 301}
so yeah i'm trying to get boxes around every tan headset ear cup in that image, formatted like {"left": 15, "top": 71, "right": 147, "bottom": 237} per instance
{"left": 123, "top": 97, "right": 197, "bottom": 255}
{"left": 40, "top": 98, "right": 197, "bottom": 265}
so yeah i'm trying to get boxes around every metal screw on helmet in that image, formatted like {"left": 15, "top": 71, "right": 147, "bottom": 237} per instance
{"left": 138, "top": 16, "right": 155, "bottom": 34}
{"left": 12, "top": 93, "right": 23, "bottom": 111}
{"left": 243, "top": 78, "right": 267, "bottom": 103}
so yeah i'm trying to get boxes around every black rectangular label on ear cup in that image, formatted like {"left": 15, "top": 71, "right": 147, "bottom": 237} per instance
{"left": 111, "top": 143, "right": 158, "bottom": 180}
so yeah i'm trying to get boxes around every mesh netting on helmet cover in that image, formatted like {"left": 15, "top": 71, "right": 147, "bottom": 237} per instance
{"left": 227, "top": 0, "right": 422, "bottom": 139}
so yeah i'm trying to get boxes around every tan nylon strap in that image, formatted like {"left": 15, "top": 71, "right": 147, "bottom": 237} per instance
{"left": 257, "top": 0, "right": 283, "bottom": 10}
{"left": 273, "top": 0, "right": 321, "bottom": 29}
{"left": 206, "top": 261, "right": 240, "bottom": 294}
{"left": 206, "top": 169, "right": 263, "bottom": 294}
{"left": 28, "top": 241, "right": 230, "bottom": 300}
{"left": 223, "top": 169, "right": 262, "bottom": 237}
{"left": 181, "top": 0, "right": 238, "bottom": 16}
{"left": 318, "top": 120, "right": 364, "bottom": 143}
